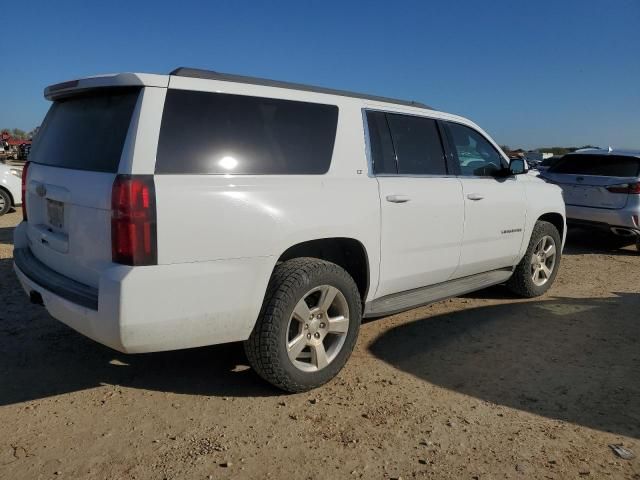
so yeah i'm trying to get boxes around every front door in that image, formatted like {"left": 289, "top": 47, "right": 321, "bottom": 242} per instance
{"left": 443, "top": 121, "right": 526, "bottom": 278}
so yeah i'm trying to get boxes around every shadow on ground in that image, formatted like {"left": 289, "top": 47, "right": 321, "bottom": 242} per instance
{"left": 0, "top": 225, "right": 15, "bottom": 245}
{"left": 0, "top": 255, "right": 275, "bottom": 406}
{"left": 564, "top": 227, "right": 638, "bottom": 256}
{"left": 369, "top": 291, "right": 640, "bottom": 439}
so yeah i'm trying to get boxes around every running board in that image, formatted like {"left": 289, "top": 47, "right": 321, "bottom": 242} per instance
{"left": 363, "top": 268, "right": 513, "bottom": 318}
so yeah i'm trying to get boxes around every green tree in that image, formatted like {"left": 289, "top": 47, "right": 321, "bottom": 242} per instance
{"left": 12, "top": 128, "right": 27, "bottom": 139}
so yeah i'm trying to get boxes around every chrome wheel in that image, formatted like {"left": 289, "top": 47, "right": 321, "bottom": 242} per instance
{"left": 0, "top": 195, "right": 5, "bottom": 211}
{"left": 286, "top": 285, "right": 350, "bottom": 372}
{"left": 530, "top": 235, "right": 557, "bottom": 286}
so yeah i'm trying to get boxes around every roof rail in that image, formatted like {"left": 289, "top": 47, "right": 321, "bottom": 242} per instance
{"left": 169, "top": 67, "right": 432, "bottom": 110}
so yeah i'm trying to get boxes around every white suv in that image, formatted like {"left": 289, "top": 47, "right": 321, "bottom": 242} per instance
{"left": 14, "top": 68, "right": 566, "bottom": 392}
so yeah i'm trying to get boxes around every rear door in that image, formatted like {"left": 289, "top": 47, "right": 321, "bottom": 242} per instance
{"left": 544, "top": 154, "right": 640, "bottom": 210}
{"left": 24, "top": 88, "right": 141, "bottom": 287}
{"left": 368, "top": 110, "right": 464, "bottom": 298}
{"left": 443, "top": 121, "right": 526, "bottom": 278}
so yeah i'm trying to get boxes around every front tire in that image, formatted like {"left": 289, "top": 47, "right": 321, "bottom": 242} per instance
{"left": 507, "top": 220, "right": 561, "bottom": 297}
{"left": 244, "top": 258, "right": 362, "bottom": 392}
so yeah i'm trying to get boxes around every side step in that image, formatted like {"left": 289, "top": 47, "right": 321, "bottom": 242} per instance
{"left": 363, "top": 268, "right": 513, "bottom": 318}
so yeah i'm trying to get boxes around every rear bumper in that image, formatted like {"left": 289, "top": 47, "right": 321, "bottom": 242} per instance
{"left": 13, "top": 245, "right": 275, "bottom": 354}
{"left": 14, "top": 248, "right": 98, "bottom": 309}
{"left": 566, "top": 204, "right": 639, "bottom": 235}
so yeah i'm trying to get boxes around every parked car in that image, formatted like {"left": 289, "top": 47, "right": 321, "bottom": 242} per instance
{"left": 536, "top": 155, "right": 563, "bottom": 174}
{"left": 14, "top": 68, "right": 566, "bottom": 391}
{"left": 541, "top": 149, "right": 640, "bottom": 251}
{"left": 0, "top": 163, "right": 22, "bottom": 215}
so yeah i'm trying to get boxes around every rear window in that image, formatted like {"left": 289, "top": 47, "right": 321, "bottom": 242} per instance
{"left": 550, "top": 154, "right": 640, "bottom": 176}
{"left": 156, "top": 90, "right": 339, "bottom": 174}
{"left": 30, "top": 88, "right": 140, "bottom": 173}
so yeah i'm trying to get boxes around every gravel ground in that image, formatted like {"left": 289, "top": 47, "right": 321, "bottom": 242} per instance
{"left": 1, "top": 209, "right": 638, "bottom": 479}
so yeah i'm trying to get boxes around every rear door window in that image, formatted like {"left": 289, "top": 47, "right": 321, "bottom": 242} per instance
{"left": 385, "top": 113, "right": 447, "bottom": 175}
{"left": 156, "top": 90, "right": 339, "bottom": 175}
{"left": 29, "top": 88, "right": 140, "bottom": 173}
{"left": 549, "top": 154, "right": 640, "bottom": 176}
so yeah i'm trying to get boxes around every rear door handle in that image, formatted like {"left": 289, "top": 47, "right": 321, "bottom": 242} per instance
{"left": 386, "top": 195, "right": 411, "bottom": 203}
{"left": 466, "top": 193, "right": 484, "bottom": 201}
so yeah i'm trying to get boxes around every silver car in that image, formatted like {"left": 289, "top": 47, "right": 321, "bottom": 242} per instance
{"left": 541, "top": 148, "right": 640, "bottom": 251}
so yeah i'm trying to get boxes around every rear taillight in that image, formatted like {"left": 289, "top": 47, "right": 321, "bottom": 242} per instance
{"left": 111, "top": 175, "right": 157, "bottom": 266}
{"left": 606, "top": 182, "right": 640, "bottom": 194}
{"left": 21, "top": 161, "right": 30, "bottom": 220}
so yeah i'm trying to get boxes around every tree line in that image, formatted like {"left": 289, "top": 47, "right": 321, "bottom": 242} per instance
{"left": 1, "top": 128, "right": 37, "bottom": 140}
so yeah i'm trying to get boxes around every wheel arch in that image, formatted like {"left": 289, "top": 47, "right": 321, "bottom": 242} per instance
{"left": 537, "top": 211, "right": 565, "bottom": 239}
{"left": 276, "top": 237, "right": 370, "bottom": 302}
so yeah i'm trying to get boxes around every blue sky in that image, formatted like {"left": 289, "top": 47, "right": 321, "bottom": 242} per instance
{"left": 1, "top": 0, "right": 638, "bottom": 149}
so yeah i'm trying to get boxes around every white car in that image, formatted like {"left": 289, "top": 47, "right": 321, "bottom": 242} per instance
{"left": 14, "top": 68, "right": 566, "bottom": 391}
{"left": 0, "top": 163, "right": 22, "bottom": 215}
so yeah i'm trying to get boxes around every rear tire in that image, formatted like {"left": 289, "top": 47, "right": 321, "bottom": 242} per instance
{"left": 0, "top": 189, "right": 12, "bottom": 216}
{"left": 507, "top": 220, "right": 561, "bottom": 298}
{"left": 244, "top": 257, "right": 361, "bottom": 393}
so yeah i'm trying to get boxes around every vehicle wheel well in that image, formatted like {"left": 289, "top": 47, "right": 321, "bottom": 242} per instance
{"left": 277, "top": 238, "right": 369, "bottom": 301}
{"left": 0, "top": 186, "right": 14, "bottom": 206}
{"left": 538, "top": 212, "right": 564, "bottom": 238}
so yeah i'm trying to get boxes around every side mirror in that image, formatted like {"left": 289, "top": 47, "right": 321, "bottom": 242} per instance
{"left": 509, "top": 158, "right": 527, "bottom": 175}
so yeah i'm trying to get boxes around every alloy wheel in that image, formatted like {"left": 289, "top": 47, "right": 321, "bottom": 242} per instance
{"left": 530, "top": 235, "right": 557, "bottom": 286}
{"left": 286, "top": 285, "right": 350, "bottom": 372}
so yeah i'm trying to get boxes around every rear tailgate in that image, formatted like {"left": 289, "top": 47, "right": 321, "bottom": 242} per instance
{"left": 544, "top": 154, "right": 640, "bottom": 210}
{"left": 24, "top": 88, "right": 141, "bottom": 288}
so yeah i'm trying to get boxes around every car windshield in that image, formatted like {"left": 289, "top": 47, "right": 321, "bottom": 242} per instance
{"left": 549, "top": 154, "right": 640, "bottom": 176}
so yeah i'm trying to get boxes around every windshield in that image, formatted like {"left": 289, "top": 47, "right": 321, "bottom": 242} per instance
{"left": 30, "top": 88, "right": 140, "bottom": 173}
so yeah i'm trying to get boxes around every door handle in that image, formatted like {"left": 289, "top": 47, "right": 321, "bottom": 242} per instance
{"left": 466, "top": 193, "right": 484, "bottom": 201}
{"left": 386, "top": 194, "right": 411, "bottom": 203}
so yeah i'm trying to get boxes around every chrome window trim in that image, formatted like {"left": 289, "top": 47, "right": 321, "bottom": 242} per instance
{"left": 361, "top": 107, "right": 455, "bottom": 179}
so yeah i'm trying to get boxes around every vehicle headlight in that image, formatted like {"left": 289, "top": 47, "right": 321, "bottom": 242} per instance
{"left": 9, "top": 168, "right": 22, "bottom": 178}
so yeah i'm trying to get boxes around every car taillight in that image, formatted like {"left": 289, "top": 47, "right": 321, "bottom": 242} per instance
{"left": 111, "top": 175, "right": 157, "bottom": 266}
{"left": 21, "top": 161, "right": 30, "bottom": 220}
{"left": 606, "top": 182, "right": 640, "bottom": 194}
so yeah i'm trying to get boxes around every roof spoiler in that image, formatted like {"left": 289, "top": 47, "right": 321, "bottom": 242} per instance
{"left": 44, "top": 73, "right": 169, "bottom": 100}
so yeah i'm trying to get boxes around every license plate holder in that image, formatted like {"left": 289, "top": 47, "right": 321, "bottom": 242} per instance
{"left": 47, "top": 199, "right": 65, "bottom": 230}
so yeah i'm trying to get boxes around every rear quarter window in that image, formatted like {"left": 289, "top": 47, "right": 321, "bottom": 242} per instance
{"left": 155, "top": 90, "right": 339, "bottom": 175}
{"left": 550, "top": 154, "right": 640, "bottom": 176}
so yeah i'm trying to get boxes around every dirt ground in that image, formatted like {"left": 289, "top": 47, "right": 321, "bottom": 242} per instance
{"left": 1, "top": 209, "right": 638, "bottom": 479}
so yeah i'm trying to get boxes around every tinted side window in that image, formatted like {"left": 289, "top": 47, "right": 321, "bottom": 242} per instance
{"left": 447, "top": 122, "right": 504, "bottom": 176}
{"left": 156, "top": 90, "right": 338, "bottom": 174}
{"left": 385, "top": 113, "right": 447, "bottom": 175}
{"left": 549, "top": 154, "right": 640, "bottom": 176}
{"left": 366, "top": 111, "right": 397, "bottom": 174}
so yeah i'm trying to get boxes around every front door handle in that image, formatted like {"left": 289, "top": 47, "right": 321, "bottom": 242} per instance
{"left": 467, "top": 193, "right": 484, "bottom": 201}
{"left": 386, "top": 194, "right": 411, "bottom": 203}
